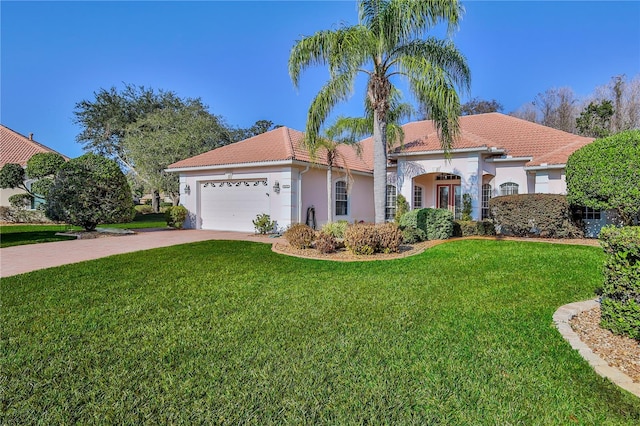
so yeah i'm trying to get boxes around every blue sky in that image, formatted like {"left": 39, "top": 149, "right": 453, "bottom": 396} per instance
{"left": 2, "top": 1, "right": 639, "bottom": 158}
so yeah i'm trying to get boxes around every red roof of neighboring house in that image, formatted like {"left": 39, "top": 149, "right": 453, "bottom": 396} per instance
{"left": 0, "top": 125, "right": 68, "bottom": 167}
{"left": 168, "top": 126, "right": 372, "bottom": 172}
{"left": 383, "top": 113, "right": 594, "bottom": 166}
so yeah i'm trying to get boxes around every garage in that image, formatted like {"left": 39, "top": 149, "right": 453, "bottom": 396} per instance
{"left": 199, "top": 179, "right": 270, "bottom": 232}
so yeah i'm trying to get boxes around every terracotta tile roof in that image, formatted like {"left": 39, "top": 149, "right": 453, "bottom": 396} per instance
{"left": 1, "top": 125, "right": 68, "bottom": 167}
{"left": 383, "top": 113, "right": 594, "bottom": 166}
{"left": 167, "top": 126, "right": 372, "bottom": 173}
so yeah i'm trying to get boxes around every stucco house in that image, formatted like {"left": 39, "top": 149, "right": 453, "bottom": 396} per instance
{"left": 0, "top": 124, "right": 68, "bottom": 208}
{"left": 167, "top": 113, "right": 598, "bottom": 233}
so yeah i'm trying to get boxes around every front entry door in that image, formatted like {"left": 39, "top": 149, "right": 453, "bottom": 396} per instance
{"left": 437, "top": 184, "right": 461, "bottom": 219}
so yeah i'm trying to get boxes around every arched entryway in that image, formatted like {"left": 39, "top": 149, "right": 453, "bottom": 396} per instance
{"left": 412, "top": 172, "right": 463, "bottom": 219}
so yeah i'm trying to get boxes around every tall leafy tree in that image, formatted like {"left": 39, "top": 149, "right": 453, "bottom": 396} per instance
{"left": 460, "top": 97, "right": 503, "bottom": 116}
{"left": 575, "top": 100, "right": 614, "bottom": 138}
{"left": 289, "top": 0, "right": 470, "bottom": 223}
{"left": 122, "top": 101, "right": 230, "bottom": 207}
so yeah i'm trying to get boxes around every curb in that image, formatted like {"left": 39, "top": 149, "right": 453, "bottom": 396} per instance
{"left": 553, "top": 299, "right": 640, "bottom": 398}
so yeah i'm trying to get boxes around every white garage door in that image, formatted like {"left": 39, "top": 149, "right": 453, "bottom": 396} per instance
{"left": 199, "top": 179, "right": 270, "bottom": 232}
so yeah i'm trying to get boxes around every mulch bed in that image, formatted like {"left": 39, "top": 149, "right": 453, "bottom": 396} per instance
{"left": 570, "top": 305, "right": 640, "bottom": 383}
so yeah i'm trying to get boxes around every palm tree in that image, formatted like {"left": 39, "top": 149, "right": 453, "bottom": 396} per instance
{"left": 289, "top": 0, "right": 470, "bottom": 223}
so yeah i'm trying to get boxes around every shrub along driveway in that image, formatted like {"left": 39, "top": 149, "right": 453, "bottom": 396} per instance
{"left": 2, "top": 239, "right": 640, "bottom": 423}
{"left": 0, "top": 229, "right": 271, "bottom": 277}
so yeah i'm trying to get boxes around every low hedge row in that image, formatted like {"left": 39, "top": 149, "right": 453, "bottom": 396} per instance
{"left": 599, "top": 226, "right": 640, "bottom": 340}
{"left": 453, "top": 220, "right": 496, "bottom": 237}
{"left": 489, "top": 194, "right": 583, "bottom": 238}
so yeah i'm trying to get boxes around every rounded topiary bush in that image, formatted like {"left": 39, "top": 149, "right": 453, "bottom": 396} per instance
{"left": 165, "top": 205, "right": 188, "bottom": 229}
{"left": 284, "top": 223, "right": 315, "bottom": 249}
{"left": 599, "top": 225, "right": 640, "bottom": 341}
{"left": 46, "top": 153, "right": 134, "bottom": 231}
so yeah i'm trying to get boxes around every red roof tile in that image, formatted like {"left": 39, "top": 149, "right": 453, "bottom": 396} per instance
{"left": 168, "top": 126, "right": 372, "bottom": 172}
{"left": 1, "top": 125, "right": 68, "bottom": 167}
{"left": 168, "top": 113, "right": 594, "bottom": 172}
{"left": 383, "top": 113, "right": 594, "bottom": 166}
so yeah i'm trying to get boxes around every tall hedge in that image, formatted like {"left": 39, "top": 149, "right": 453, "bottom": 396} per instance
{"left": 599, "top": 226, "right": 640, "bottom": 340}
{"left": 566, "top": 130, "right": 640, "bottom": 225}
{"left": 46, "top": 153, "right": 134, "bottom": 231}
{"left": 489, "top": 194, "right": 583, "bottom": 238}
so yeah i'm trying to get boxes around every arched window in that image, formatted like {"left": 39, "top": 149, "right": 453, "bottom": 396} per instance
{"left": 500, "top": 182, "right": 519, "bottom": 196}
{"left": 413, "top": 185, "right": 423, "bottom": 209}
{"left": 385, "top": 185, "right": 397, "bottom": 221}
{"left": 335, "top": 181, "right": 348, "bottom": 216}
{"left": 482, "top": 184, "right": 492, "bottom": 219}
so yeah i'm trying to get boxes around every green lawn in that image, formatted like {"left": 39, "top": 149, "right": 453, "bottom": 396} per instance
{"left": 0, "top": 213, "right": 167, "bottom": 248}
{"left": 2, "top": 240, "right": 639, "bottom": 424}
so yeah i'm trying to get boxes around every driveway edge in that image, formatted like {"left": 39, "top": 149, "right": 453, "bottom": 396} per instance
{"left": 553, "top": 299, "right": 640, "bottom": 398}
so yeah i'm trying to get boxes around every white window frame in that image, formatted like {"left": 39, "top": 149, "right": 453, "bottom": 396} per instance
{"left": 413, "top": 185, "right": 423, "bottom": 209}
{"left": 481, "top": 184, "right": 492, "bottom": 219}
{"left": 500, "top": 182, "right": 519, "bottom": 196}
{"left": 335, "top": 180, "right": 348, "bottom": 216}
{"left": 385, "top": 184, "right": 397, "bottom": 221}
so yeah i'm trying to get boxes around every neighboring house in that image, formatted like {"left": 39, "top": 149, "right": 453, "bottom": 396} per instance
{"left": 0, "top": 124, "right": 68, "bottom": 208}
{"left": 167, "top": 113, "right": 598, "bottom": 234}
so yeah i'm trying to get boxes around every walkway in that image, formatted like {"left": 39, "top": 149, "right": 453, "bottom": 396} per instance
{"left": 0, "top": 229, "right": 273, "bottom": 278}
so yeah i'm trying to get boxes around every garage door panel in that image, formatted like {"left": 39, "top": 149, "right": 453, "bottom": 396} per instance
{"left": 200, "top": 179, "right": 270, "bottom": 232}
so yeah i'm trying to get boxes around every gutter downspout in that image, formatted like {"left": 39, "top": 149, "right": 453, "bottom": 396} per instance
{"left": 298, "top": 165, "right": 310, "bottom": 223}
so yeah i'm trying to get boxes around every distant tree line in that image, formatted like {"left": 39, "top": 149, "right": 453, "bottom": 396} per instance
{"left": 509, "top": 74, "right": 640, "bottom": 137}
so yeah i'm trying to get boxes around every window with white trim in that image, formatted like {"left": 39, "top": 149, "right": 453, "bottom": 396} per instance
{"left": 413, "top": 185, "right": 423, "bottom": 209}
{"left": 335, "top": 181, "right": 348, "bottom": 216}
{"left": 481, "top": 184, "right": 492, "bottom": 219}
{"left": 583, "top": 207, "right": 601, "bottom": 220}
{"left": 500, "top": 182, "right": 519, "bottom": 196}
{"left": 385, "top": 184, "right": 397, "bottom": 221}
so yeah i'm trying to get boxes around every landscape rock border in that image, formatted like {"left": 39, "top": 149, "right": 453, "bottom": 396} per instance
{"left": 553, "top": 299, "right": 640, "bottom": 398}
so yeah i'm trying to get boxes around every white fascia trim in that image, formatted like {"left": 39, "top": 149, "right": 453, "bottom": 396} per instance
{"left": 390, "top": 146, "right": 498, "bottom": 158}
{"left": 524, "top": 164, "right": 566, "bottom": 171}
{"left": 485, "top": 156, "right": 533, "bottom": 163}
{"left": 166, "top": 159, "right": 307, "bottom": 173}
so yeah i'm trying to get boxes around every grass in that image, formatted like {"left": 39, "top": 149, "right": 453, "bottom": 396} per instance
{"left": 0, "top": 213, "right": 167, "bottom": 248}
{"left": 2, "top": 240, "right": 639, "bottom": 423}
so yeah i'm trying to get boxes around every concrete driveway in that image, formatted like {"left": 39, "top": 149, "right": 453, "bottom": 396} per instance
{"left": 0, "top": 229, "right": 276, "bottom": 278}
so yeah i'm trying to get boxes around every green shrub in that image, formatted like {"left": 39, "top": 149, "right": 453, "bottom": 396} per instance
{"left": 599, "top": 226, "right": 640, "bottom": 340}
{"left": 252, "top": 213, "right": 276, "bottom": 235}
{"left": 321, "top": 220, "right": 349, "bottom": 239}
{"left": 0, "top": 206, "right": 51, "bottom": 223}
{"left": 165, "top": 205, "right": 188, "bottom": 229}
{"left": 425, "top": 208, "right": 454, "bottom": 240}
{"left": 135, "top": 204, "right": 155, "bottom": 214}
{"left": 284, "top": 223, "right": 315, "bottom": 249}
{"left": 314, "top": 231, "right": 337, "bottom": 254}
{"left": 8, "top": 194, "right": 32, "bottom": 209}
{"left": 376, "top": 223, "right": 403, "bottom": 253}
{"left": 394, "top": 194, "right": 409, "bottom": 223}
{"left": 461, "top": 194, "right": 473, "bottom": 221}
{"left": 344, "top": 223, "right": 378, "bottom": 255}
{"left": 401, "top": 227, "right": 426, "bottom": 244}
{"left": 489, "top": 194, "right": 583, "bottom": 238}
{"left": 566, "top": 130, "right": 640, "bottom": 225}
{"left": 454, "top": 220, "right": 496, "bottom": 237}
{"left": 45, "top": 153, "right": 134, "bottom": 231}
{"left": 398, "top": 209, "right": 428, "bottom": 233}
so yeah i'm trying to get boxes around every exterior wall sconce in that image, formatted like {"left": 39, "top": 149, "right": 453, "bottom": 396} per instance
{"left": 273, "top": 181, "right": 280, "bottom": 193}
{"left": 184, "top": 184, "right": 191, "bottom": 195}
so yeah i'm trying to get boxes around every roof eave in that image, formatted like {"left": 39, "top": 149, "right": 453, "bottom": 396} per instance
{"left": 524, "top": 163, "right": 566, "bottom": 171}
{"left": 390, "top": 146, "right": 500, "bottom": 158}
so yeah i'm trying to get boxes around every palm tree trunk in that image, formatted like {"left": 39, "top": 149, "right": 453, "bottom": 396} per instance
{"left": 373, "top": 111, "right": 388, "bottom": 223}
{"left": 327, "top": 164, "right": 333, "bottom": 224}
